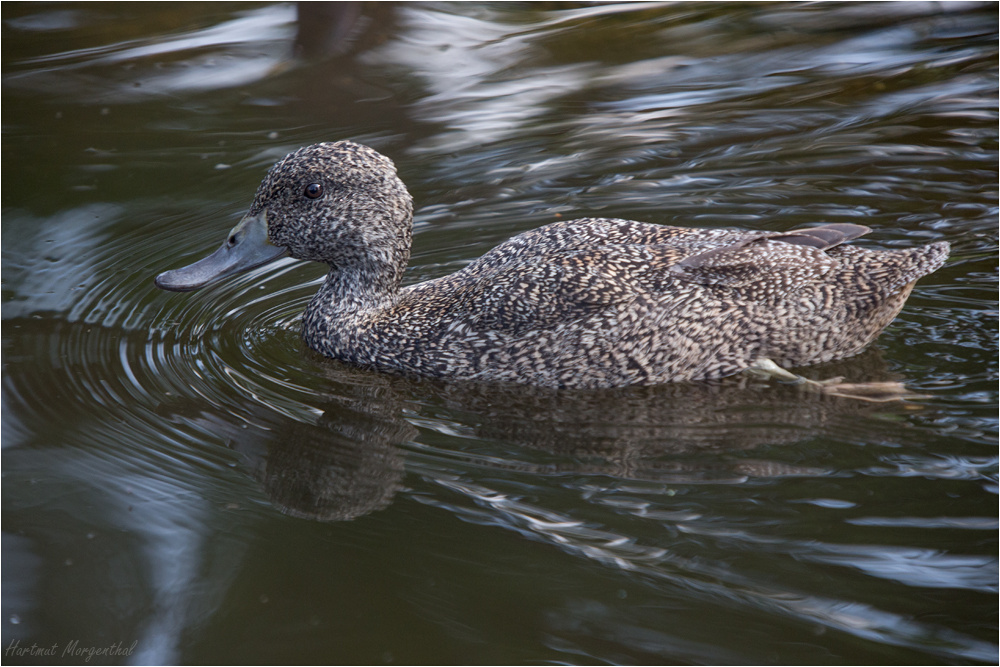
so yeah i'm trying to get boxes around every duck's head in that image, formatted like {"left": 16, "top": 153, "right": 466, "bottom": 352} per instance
{"left": 155, "top": 141, "right": 413, "bottom": 292}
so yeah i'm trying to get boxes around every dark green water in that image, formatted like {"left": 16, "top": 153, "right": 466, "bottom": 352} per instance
{"left": 2, "top": 2, "right": 997, "bottom": 664}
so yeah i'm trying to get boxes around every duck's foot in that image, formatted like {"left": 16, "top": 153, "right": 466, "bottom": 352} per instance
{"left": 743, "top": 358, "right": 926, "bottom": 403}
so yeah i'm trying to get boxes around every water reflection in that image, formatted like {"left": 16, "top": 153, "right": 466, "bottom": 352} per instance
{"left": 237, "top": 364, "right": 869, "bottom": 522}
{"left": 293, "top": 2, "right": 395, "bottom": 61}
{"left": 166, "top": 353, "right": 994, "bottom": 661}
{"left": 3, "top": 4, "right": 295, "bottom": 101}
{"left": 3, "top": 1, "right": 996, "bottom": 664}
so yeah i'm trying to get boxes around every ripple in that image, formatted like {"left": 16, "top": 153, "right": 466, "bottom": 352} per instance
{"left": 4, "top": 4, "right": 296, "bottom": 102}
{"left": 3, "top": 2, "right": 996, "bottom": 664}
{"left": 414, "top": 471, "right": 997, "bottom": 663}
{"left": 802, "top": 544, "right": 998, "bottom": 592}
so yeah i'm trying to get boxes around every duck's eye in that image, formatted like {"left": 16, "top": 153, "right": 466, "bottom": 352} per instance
{"left": 304, "top": 183, "right": 324, "bottom": 199}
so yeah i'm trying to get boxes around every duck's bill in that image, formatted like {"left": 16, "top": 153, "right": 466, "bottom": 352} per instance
{"left": 155, "top": 211, "right": 289, "bottom": 292}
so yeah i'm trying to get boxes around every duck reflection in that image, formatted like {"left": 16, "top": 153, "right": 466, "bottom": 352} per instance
{"left": 253, "top": 395, "right": 414, "bottom": 522}
{"left": 233, "top": 348, "right": 917, "bottom": 522}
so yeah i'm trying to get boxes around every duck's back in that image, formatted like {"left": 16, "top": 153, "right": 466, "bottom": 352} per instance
{"left": 351, "top": 219, "right": 948, "bottom": 387}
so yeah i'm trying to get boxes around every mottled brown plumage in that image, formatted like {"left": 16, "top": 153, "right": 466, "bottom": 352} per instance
{"left": 156, "top": 141, "right": 950, "bottom": 389}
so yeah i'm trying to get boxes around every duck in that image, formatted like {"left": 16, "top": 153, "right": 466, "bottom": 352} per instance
{"left": 155, "top": 141, "right": 950, "bottom": 389}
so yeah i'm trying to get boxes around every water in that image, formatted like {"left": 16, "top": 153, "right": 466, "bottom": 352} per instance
{"left": 2, "top": 2, "right": 997, "bottom": 664}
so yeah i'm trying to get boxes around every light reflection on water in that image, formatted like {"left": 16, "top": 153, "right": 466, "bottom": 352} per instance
{"left": 2, "top": 2, "right": 997, "bottom": 664}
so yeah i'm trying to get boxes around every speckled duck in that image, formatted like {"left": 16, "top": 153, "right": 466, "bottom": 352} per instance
{"left": 155, "top": 141, "right": 949, "bottom": 389}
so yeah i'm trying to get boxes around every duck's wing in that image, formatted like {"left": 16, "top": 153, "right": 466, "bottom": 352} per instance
{"left": 667, "top": 223, "right": 871, "bottom": 297}
{"left": 769, "top": 223, "right": 870, "bottom": 249}
{"left": 669, "top": 222, "right": 948, "bottom": 299}
{"left": 446, "top": 222, "right": 880, "bottom": 335}
{"left": 455, "top": 239, "right": 767, "bottom": 335}
{"left": 471, "top": 218, "right": 735, "bottom": 268}
{"left": 428, "top": 219, "right": 681, "bottom": 335}
{"left": 455, "top": 247, "right": 646, "bottom": 335}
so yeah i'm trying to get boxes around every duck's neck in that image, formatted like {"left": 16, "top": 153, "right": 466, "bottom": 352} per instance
{"left": 327, "top": 255, "right": 405, "bottom": 308}
{"left": 301, "top": 245, "right": 409, "bottom": 359}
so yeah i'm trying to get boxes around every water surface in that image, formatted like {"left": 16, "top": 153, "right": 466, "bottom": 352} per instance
{"left": 3, "top": 2, "right": 997, "bottom": 664}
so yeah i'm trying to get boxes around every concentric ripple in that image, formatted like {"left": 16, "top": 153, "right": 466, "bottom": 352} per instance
{"left": 3, "top": 1, "right": 996, "bottom": 664}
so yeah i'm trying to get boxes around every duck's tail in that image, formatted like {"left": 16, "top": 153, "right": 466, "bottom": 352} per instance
{"left": 831, "top": 240, "right": 950, "bottom": 294}
{"left": 900, "top": 241, "right": 950, "bottom": 282}
{"left": 776, "top": 224, "right": 949, "bottom": 289}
